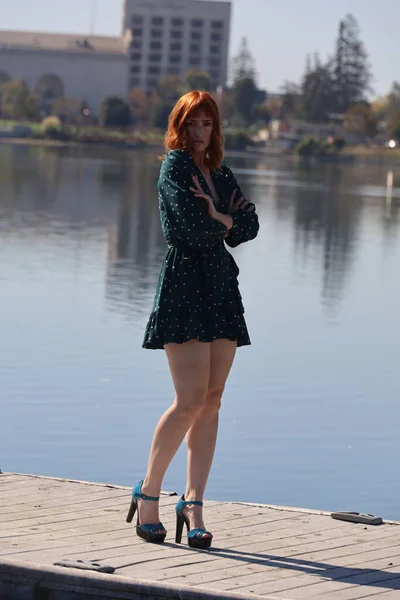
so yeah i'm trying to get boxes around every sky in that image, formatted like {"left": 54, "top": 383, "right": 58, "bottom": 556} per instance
{"left": 2, "top": 0, "right": 399, "bottom": 97}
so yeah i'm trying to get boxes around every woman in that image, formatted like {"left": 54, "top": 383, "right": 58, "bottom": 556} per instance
{"left": 126, "top": 91, "right": 259, "bottom": 549}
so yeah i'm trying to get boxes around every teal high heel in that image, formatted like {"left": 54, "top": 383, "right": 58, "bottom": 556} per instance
{"left": 126, "top": 480, "right": 166, "bottom": 543}
{"left": 175, "top": 496, "right": 213, "bottom": 549}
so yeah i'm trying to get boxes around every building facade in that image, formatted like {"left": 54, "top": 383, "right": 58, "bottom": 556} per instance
{"left": 123, "top": 0, "right": 231, "bottom": 91}
{"left": 0, "top": 0, "right": 232, "bottom": 116}
{"left": 0, "top": 31, "right": 130, "bottom": 117}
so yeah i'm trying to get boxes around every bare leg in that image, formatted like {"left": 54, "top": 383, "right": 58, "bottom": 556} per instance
{"left": 137, "top": 340, "right": 210, "bottom": 528}
{"left": 183, "top": 339, "right": 237, "bottom": 534}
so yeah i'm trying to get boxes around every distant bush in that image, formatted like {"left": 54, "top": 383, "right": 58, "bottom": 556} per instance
{"left": 296, "top": 136, "right": 345, "bottom": 157}
{"left": 224, "top": 130, "right": 254, "bottom": 151}
{"left": 100, "top": 96, "right": 132, "bottom": 127}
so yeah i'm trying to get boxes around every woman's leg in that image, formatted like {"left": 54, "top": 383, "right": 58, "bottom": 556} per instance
{"left": 183, "top": 339, "right": 237, "bottom": 533}
{"left": 138, "top": 340, "right": 210, "bottom": 528}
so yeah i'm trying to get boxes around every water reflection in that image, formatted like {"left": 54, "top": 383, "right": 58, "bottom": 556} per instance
{"left": 1, "top": 143, "right": 400, "bottom": 518}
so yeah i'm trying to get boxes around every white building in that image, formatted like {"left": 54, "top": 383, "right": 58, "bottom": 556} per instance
{"left": 0, "top": 30, "right": 130, "bottom": 117}
{"left": 123, "top": 0, "right": 231, "bottom": 91}
{"left": 0, "top": 0, "right": 232, "bottom": 117}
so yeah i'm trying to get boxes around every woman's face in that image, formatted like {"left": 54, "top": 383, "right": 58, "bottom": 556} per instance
{"left": 186, "top": 109, "right": 213, "bottom": 154}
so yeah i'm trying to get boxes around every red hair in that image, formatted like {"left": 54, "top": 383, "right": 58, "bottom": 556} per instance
{"left": 164, "top": 91, "right": 223, "bottom": 170}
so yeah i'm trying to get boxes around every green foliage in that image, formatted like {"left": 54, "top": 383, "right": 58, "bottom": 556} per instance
{"left": 232, "top": 77, "right": 259, "bottom": 126}
{"left": 185, "top": 70, "right": 211, "bottom": 92}
{"left": 344, "top": 103, "right": 378, "bottom": 138}
{"left": 301, "top": 55, "right": 335, "bottom": 122}
{"left": 224, "top": 130, "right": 253, "bottom": 151}
{"left": 295, "top": 136, "right": 345, "bottom": 157}
{"left": 298, "top": 14, "right": 372, "bottom": 123}
{"left": 232, "top": 38, "right": 256, "bottom": 82}
{"left": 0, "top": 80, "right": 39, "bottom": 120}
{"left": 391, "top": 122, "right": 400, "bottom": 142}
{"left": 231, "top": 37, "right": 261, "bottom": 126}
{"left": 156, "top": 76, "right": 184, "bottom": 103}
{"left": 151, "top": 100, "right": 175, "bottom": 129}
{"left": 333, "top": 14, "right": 372, "bottom": 112}
{"left": 100, "top": 96, "right": 132, "bottom": 127}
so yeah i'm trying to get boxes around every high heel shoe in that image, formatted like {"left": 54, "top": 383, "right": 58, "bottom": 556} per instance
{"left": 126, "top": 480, "right": 166, "bottom": 543}
{"left": 175, "top": 495, "right": 213, "bottom": 549}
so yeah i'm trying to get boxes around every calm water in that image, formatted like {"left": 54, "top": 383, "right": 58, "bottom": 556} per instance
{"left": 1, "top": 143, "right": 399, "bottom": 520}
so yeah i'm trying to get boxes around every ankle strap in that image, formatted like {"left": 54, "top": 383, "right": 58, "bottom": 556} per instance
{"left": 180, "top": 499, "right": 203, "bottom": 507}
{"left": 133, "top": 480, "right": 159, "bottom": 501}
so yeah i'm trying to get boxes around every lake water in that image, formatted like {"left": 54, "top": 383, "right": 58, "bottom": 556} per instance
{"left": 1, "top": 143, "right": 399, "bottom": 521}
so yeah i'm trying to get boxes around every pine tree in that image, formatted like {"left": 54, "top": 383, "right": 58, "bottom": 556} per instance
{"left": 333, "top": 14, "right": 372, "bottom": 113}
{"left": 231, "top": 38, "right": 259, "bottom": 125}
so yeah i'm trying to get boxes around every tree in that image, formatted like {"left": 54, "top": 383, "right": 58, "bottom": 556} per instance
{"left": 332, "top": 14, "right": 372, "bottom": 113}
{"left": 301, "top": 54, "right": 335, "bottom": 122}
{"left": 156, "top": 76, "right": 184, "bottom": 103}
{"left": 100, "top": 96, "right": 132, "bottom": 127}
{"left": 185, "top": 70, "right": 211, "bottom": 92}
{"left": 344, "top": 103, "right": 378, "bottom": 138}
{"left": 52, "top": 97, "right": 81, "bottom": 123}
{"left": 231, "top": 37, "right": 256, "bottom": 82}
{"left": 0, "top": 80, "right": 39, "bottom": 120}
{"left": 279, "top": 80, "right": 303, "bottom": 119}
{"left": 128, "top": 87, "right": 151, "bottom": 126}
{"left": 231, "top": 38, "right": 259, "bottom": 126}
{"left": 151, "top": 98, "right": 175, "bottom": 129}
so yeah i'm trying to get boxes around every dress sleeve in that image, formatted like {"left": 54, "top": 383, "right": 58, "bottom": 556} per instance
{"left": 222, "top": 164, "right": 260, "bottom": 248}
{"left": 158, "top": 150, "right": 228, "bottom": 251}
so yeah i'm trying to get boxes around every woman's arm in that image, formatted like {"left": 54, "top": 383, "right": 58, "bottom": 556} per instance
{"left": 223, "top": 165, "right": 260, "bottom": 248}
{"left": 159, "top": 151, "right": 229, "bottom": 251}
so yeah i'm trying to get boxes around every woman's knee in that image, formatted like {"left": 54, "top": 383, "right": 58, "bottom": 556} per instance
{"left": 203, "top": 386, "right": 225, "bottom": 414}
{"left": 173, "top": 389, "right": 208, "bottom": 421}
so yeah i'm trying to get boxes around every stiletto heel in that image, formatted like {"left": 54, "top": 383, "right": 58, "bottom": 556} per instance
{"left": 175, "top": 513, "right": 185, "bottom": 544}
{"left": 126, "top": 480, "right": 166, "bottom": 543}
{"left": 126, "top": 497, "right": 137, "bottom": 523}
{"left": 175, "top": 495, "right": 213, "bottom": 549}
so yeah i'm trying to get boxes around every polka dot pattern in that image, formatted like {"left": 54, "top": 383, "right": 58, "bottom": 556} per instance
{"left": 142, "top": 149, "right": 259, "bottom": 350}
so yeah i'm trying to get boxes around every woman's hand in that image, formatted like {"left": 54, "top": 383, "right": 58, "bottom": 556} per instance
{"left": 228, "top": 189, "right": 255, "bottom": 214}
{"left": 190, "top": 176, "right": 233, "bottom": 230}
{"left": 190, "top": 175, "right": 218, "bottom": 219}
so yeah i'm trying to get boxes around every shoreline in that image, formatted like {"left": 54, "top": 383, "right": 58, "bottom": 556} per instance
{"left": 2, "top": 135, "right": 400, "bottom": 164}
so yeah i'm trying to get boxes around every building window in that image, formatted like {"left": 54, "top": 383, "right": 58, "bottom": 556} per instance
{"left": 170, "top": 42, "right": 181, "bottom": 51}
{"left": 148, "top": 65, "right": 161, "bottom": 74}
{"left": 171, "top": 30, "right": 183, "bottom": 39}
{"left": 190, "top": 43, "right": 201, "bottom": 53}
{"left": 169, "top": 54, "right": 182, "bottom": 64}
{"left": 131, "top": 52, "right": 142, "bottom": 61}
{"left": 151, "top": 29, "right": 163, "bottom": 38}
{"left": 130, "top": 77, "right": 140, "bottom": 88}
{"left": 131, "top": 39, "right": 142, "bottom": 49}
{"left": 172, "top": 18, "right": 183, "bottom": 27}
{"left": 210, "top": 70, "right": 220, "bottom": 80}
{"left": 131, "top": 15, "right": 143, "bottom": 25}
{"left": 189, "top": 57, "right": 201, "bottom": 66}
{"left": 211, "top": 32, "right": 222, "bottom": 42}
{"left": 192, "top": 32, "right": 202, "bottom": 41}
{"left": 209, "top": 45, "right": 220, "bottom": 55}
{"left": 191, "top": 19, "right": 203, "bottom": 28}
{"left": 152, "top": 17, "right": 164, "bottom": 26}
{"left": 150, "top": 41, "right": 162, "bottom": 50}
{"left": 132, "top": 28, "right": 143, "bottom": 37}
{"left": 146, "top": 77, "right": 158, "bottom": 88}
{"left": 167, "top": 66, "right": 181, "bottom": 75}
{"left": 149, "top": 53, "right": 162, "bottom": 62}
{"left": 130, "top": 65, "right": 141, "bottom": 73}
{"left": 211, "top": 20, "right": 223, "bottom": 29}
{"left": 208, "top": 57, "right": 221, "bottom": 67}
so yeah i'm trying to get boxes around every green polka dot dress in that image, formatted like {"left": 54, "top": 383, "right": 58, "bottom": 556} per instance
{"left": 142, "top": 149, "right": 259, "bottom": 349}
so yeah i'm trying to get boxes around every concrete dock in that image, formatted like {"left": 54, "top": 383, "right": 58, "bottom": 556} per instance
{"left": 0, "top": 472, "right": 399, "bottom": 599}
